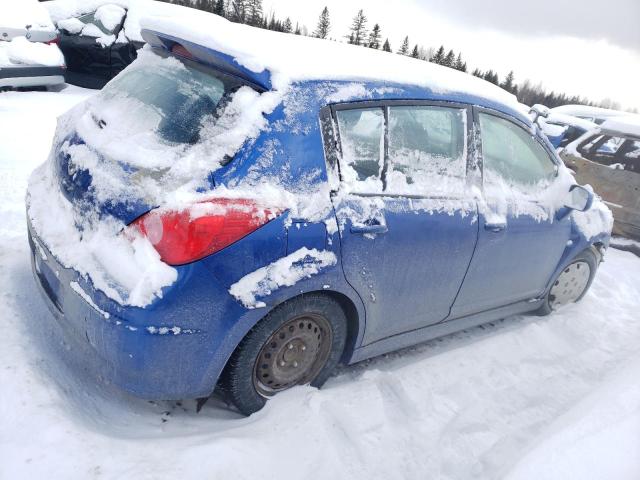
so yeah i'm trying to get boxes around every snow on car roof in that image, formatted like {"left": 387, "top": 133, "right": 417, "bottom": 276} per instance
{"left": 545, "top": 112, "right": 599, "bottom": 131}
{"left": 600, "top": 115, "right": 640, "bottom": 138}
{"left": 140, "top": 9, "right": 520, "bottom": 112}
{"left": 1, "top": 0, "right": 56, "bottom": 31}
{"left": 551, "top": 104, "right": 634, "bottom": 120}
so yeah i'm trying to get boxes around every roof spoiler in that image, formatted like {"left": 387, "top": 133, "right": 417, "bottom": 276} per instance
{"left": 141, "top": 29, "right": 272, "bottom": 91}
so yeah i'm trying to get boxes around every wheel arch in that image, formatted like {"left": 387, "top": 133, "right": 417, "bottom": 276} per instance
{"left": 213, "top": 288, "right": 364, "bottom": 397}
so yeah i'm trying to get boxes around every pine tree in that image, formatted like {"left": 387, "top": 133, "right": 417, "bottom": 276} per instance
{"left": 347, "top": 9, "right": 368, "bottom": 45}
{"left": 282, "top": 17, "right": 292, "bottom": 33}
{"left": 483, "top": 70, "right": 499, "bottom": 85}
{"left": 382, "top": 38, "right": 391, "bottom": 52}
{"left": 411, "top": 44, "right": 419, "bottom": 58}
{"left": 454, "top": 53, "right": 467, "bottom": 72}
{"left": 230, "top": 0, "right": 247, "bottom": 23}
{"left": 471, "top": 68, "right": 483, "bottom": 77}
{"left": 500, "top": 71, "right": 517, "bottom": 94}
{"left": 431, "top": 45, "right": 445, "bottom": 64}
{"left": 367, "top": 23, "right": 381, "bottom": 49}
{"left": 213, "top": 0, "right": 225, "bottom": 16}
{"left": 294, "top": 22, "right": 301, "bottom": 35}
{"left": 245, "top": 0, "right": 263, "bottom": 26}
{"left": 313, "top": 6, "right": 331, "bottom": 39}
{"left": 398, "top": 36, "right": 409, "bottom": 55}
{"left": 443, "top": 49, "right": 455, "bottom": 67}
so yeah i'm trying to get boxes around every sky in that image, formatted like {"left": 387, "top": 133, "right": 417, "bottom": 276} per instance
{"left": 262, "top": 0, "right": 640, "bottom": 110}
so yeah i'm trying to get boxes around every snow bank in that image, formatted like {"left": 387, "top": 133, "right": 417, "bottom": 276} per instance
{"left": 140, "top": 10, "right": 519, "bottom": 109}
{"left": 0, "top": 36, "right": 65, "bottom": 67}
{"left": 229, "top": 248, "right": 337, "bottom": 308}
{"left": 505, "top": 359, "right": 640, "bottom": 480}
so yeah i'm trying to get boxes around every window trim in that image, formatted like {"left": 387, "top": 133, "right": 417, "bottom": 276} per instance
{"left": 325, "top": 99, "right": 475, "bottom": 199}
{"left": 474, "top": 105, "right": 560, "bottom": 190}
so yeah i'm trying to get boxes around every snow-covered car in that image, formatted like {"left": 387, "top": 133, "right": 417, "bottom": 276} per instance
{"left": 45, "top": 0, "right": 170, "bottom": 88}
{"left": 537, "top": 109, "right": 599, "bottom": 149}
{"left": 0, "top": 0, "right": 65, "bottom": 89}
{"left": 26, "top": 9, "right": 613, "bottom": 416}
{"left": 550, "top": 104, "right": 636, "bottom": 126}
{"left": 561, "top": 117, "right": 640, "bottom": 239}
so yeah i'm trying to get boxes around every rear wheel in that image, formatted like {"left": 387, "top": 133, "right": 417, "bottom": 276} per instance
{"left": 537, "top": 248, "right": 598, "bottom": 315}
{"left": 220, "top": 294, "right": 347, "bottom": 416}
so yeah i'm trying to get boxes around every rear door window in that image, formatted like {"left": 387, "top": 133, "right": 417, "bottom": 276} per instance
{"left": 335, "top": 108, "right": 385, "bottom": 191}
{"left": 479, "top": 113, "right": 557, "bottom": 186}
{"left": 387, "top": 106, "right": 467, "bottom": 194}
{"left": 335, "top": 104, "right": 469, "bottom": 195}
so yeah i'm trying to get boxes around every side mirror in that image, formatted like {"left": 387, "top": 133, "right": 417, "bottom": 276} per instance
{"left": 529, "top": 104, "right": 550, "bottom": 126}
{"left": 565, "top": 184, "right": 593, "bottom": 212}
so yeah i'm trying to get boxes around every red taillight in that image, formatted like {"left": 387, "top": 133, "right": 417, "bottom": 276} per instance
{"left": 130, "top": 199, "right": 280, "bottom": 266}
{"left": 47, "top": 36, "right": 60, "bottom": 45}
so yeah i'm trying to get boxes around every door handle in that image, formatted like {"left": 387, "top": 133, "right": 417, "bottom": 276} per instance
{"left": 484, "top": 222, "right": 506, "bottom": 232}
{"left": 351, "top": 223, "right": 388, "bottom": 234}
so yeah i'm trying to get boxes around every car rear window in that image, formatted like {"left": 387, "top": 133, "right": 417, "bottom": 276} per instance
{"left": 96, "top": 53, "right": 245, "bottom": 145}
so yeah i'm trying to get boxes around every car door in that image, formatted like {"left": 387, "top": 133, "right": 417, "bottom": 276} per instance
{"left": 451, "top": 109, "right": 572, "bottom": 318}
{"left": 326, "top": 101, "right": 479, "bottom": 345}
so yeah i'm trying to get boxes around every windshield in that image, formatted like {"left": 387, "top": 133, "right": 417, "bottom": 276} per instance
{"left": 98, "top": 55, "right": 240, "bottom": 145}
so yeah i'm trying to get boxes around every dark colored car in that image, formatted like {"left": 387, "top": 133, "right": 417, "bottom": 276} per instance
{"left": 26, "top": 12, "right": 612, "bottom": 416}
{"left": 53, "top": 4, "right": 143, "bottom": 88}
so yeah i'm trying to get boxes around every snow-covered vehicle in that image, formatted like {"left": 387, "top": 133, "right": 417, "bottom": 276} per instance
{"left": 45, "top": 0, "right": 170, "bottom": 89}
{"left": 535, "top": 107, "right": 599, "bottom": 149}
{"left": 561, "top": 117, "right": 640, "bottom": 239}
{"left": 26, "top": 9, "right": 613, "bottom": 415}
{"left": 0, "top": 0, "right": 65, "bottom": 89}
{"left": 550, "top": 104, "right": 636, "bottom": 126}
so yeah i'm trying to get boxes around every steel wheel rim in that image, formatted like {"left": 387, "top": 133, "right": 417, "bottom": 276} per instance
{"left": 549, "top": 261, "right": 591, "bottom": 308}
{"left": 253, "top": 313, "right": 333, "bottom": 398}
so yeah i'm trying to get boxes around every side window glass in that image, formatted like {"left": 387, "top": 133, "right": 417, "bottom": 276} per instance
{"left": 336, "top": 108, "right": 384, "bottom": 192}
{"left": 479, "top": 113, "right": 557, "bottom": 186}
{"left": 596, "top": 136, "right": 624, "bottom": 155}
{"left": 620, "top": 140, "right": 640, "bottom": 173}
{"left": 580, "top": 134, "right": 605, "bottom": 153}
{"left": 387, "top": 106, "right": 467, "bottom": 194}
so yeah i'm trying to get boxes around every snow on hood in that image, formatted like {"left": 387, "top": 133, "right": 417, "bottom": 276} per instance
{"left": 1, "top": 0, "right": 56, "bottom": 31}
{"left": 0, "top": 36, "right": 65, "bottom": 67}
{"left": 139, "top": 10, "right": 519, "bottom": 110}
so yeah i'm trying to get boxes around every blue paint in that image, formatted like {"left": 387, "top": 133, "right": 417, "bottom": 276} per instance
{"left": 28, "top": 32, "right": 610, "bottom": 401}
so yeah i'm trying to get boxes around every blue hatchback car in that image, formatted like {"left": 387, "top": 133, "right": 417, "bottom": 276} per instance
{"left": 26, "top": 13, "right": 612, "bottom": 415}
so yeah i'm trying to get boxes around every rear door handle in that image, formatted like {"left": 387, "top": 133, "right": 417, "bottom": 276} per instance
{"left": 351, "top": 224, "right": 388, "bottom": 234}
{"left": 484, "top": 222, "right": 506, "bottom": 233}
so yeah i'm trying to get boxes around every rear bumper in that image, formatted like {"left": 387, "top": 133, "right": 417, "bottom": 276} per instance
{"left": 27, "top": 218, "right": 257, "bottom": 400}
{"left": 0, "top": 65, "right": 65, "bottom": 88}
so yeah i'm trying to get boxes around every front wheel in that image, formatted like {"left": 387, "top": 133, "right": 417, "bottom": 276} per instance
{"left": 220, "top": 294, "right": 347, "bottom": 416}
{"left": 537, "top": 248, "right": 598, "bottom": 315}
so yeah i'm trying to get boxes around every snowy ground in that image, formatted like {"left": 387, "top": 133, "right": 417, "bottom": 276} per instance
{"left": 1, "top": 87, "right": 640, "bottom": 480}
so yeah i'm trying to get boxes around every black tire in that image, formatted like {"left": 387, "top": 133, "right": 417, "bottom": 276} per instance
{"left": 537, "top": 248, "right": 598, "bottom": 316}
{"left": 220, "top": 293, "right": 348, "bottom": 416}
